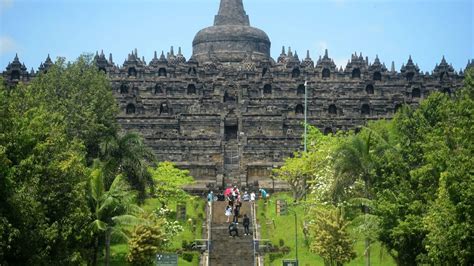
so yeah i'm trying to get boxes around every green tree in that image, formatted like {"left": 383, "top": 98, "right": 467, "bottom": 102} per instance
{"left": 308, "top": 205, "right": 356, "bottom": 266}
{"left": 332, "top": 132, "right": 377, "bottom": 266}
{"left": 88, "top": 163, "right": 141, "bottom": 266}
{"left": 148, "top": 162, "right": 194, "bottom": 206}
{"left": 273, "top": 152, "right": 312, "bottom": 201}
{"left": 371, "top": 69, "right": 473, "bottom": 265}
{"left": 28, "top": 55, "right": 118, "bottom": 160}
{"left": 0, "top": 101, "right": 92, "bottom": 264}
{"left": 100, "top": 132, "right": 156, "bottom": 201}
{"left": 127, "top": 215, "right": 167, "bottom": 266}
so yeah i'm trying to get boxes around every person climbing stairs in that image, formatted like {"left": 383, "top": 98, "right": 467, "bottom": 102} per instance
{"left": 208, "top": 201, "right": 255, "bottom": 266}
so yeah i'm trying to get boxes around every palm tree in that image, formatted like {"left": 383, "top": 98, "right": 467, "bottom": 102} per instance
{"left": 332, "top": 132, "right": 375, "bottom": 266}
{"left": 88, "top": 161, "right": 142, "bottom": 266}
{"left": 100, "top": 132, "right": 156, "bottom": 202}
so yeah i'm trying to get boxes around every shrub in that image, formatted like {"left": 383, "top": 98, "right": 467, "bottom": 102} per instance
{"left": 182, "top": 252, "right": 194, "bottom": 262}
{"left": 279, "top": 239, "right": 285, "bottom": 247}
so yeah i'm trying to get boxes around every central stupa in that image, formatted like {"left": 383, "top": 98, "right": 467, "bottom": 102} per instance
{"left": 192, "top": 0, "right": 271, "bottom": 63}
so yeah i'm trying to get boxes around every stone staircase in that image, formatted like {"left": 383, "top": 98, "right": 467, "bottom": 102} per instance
{"left": 209, "top": 201, "right": 255, "bottom": 266}
{"left": 224, "top": 142, "right": 240, "bottom": 186}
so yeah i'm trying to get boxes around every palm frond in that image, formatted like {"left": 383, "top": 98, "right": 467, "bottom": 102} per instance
{"left": 90, "top": 219, "right": 107, "bottom": 233}
{"left": 112, "top": 214, "right": 146, "bottom": 226}
{"left": 90, "top": 167, "right": 104, "bottom": 202}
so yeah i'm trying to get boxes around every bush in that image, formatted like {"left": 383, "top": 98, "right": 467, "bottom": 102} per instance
{"left": 128, "top": 220, "right": 166, "bottom": 265}
{"left": 269, "top": 252, "right": 284, "bottom": 262}
{"left": 281, "top": 246, "right": 291, "bottom": 254}
{"left": 181, "top": 240, "right": 188, "bottom": 249}
{"left": 197, "top": 212, "right": 204, "bottom": 220}
{"left": 279, "top": 239, "right": 285, "bottom": 247}
{"left": 182, "top": 252, "right": 194, "bottom": 262}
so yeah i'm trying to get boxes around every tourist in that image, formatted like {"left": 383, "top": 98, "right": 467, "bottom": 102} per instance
{"left": 228, "top": 195, "right": 234, "bottom": 208}
{"left": 224, "top": 187, "right": 232, "bottom": 201}
{"left": 233, "top": 201, "right": 241, "bottom": 223}
{"left": 243, "top": 214, "right": 250, "bottom": 236}
{"left": 225, "top": 204, "right": 232, "bottom": 223}
{"left": 232, "top": 185, "right": 240, "bottom": 199}
{"left": 259, "top": 188, "right": 268, "bottom": 199}
{"left": 242, "top": 191, "right": 250, "bottom": 201}
{"left": 228, "top": 222, "right": 239, "bottom": 237}
{"left": 250, "top": 191, "right": 256, "bottom": 202}
{"left": 217, "top": 191, "right": 225, "bottom": 201}
{"left": 207, "top": 191, "right": 214, "bottom": 202}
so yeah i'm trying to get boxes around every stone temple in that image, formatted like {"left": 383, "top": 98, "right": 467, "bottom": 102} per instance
{"left": 3, "top": 0, "right": 472, "bottom": 191}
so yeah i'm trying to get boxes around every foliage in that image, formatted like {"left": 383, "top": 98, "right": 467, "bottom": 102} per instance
{"left": 308, "top": 205, "right": 356, "bottom": 266}
{"left": 149, "top": 162, "right": 194, "bottom": 205}
{"left": 26, "top": 55, "right": 118, "bottom": 160}
{"left": 371, "top": 69, "right": 474, "bottom": 265}
{"left": 127, "top": 216, "right": 167, "bottom": 266}
{"left": 274, "top": 126, "right": 342, "bottom": 202}
{"left": 0, "top": 56, "right": 120, "bottom": 265}
{"left": 100, "top": 132, "right": 156, "bottom": 201}
{"left": 0, "top": 80, "right": 92, "bottom": 264}
{"left": 273, "top": 152, "right": 312, "bottom": 201}
{"left": 88, "top": 162, "right": 143, "bottom": 266}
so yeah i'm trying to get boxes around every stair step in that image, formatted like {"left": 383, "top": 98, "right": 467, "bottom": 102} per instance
{"left": 209, "top": 201, "right": 255, "bottom": 265}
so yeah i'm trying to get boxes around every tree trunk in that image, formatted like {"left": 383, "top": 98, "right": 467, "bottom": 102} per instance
{"left": 365, "top": 237, "right": 371, "bottom": 266}
{"left": 105, "top": 228, "right": 111, "bottom": 266}
{"left": 92, "top": 236, "right": 99, "bottom": 266}
{"left": 364, "top": 176, "right": 371, "bottom": 266}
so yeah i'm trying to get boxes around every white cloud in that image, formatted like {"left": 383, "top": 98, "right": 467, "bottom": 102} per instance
{"left": 317, "top": 41, "right": 328, "bottom": 55}
{"left": 0, "top": 0, "right": 13, "bottom": 12}
{"left": 0, "top": 36, "right": 17, "bottom": 55}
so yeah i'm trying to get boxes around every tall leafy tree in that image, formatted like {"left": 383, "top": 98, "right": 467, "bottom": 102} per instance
{"left": 100, "top": 132, "right": 156, "bottom": 201}
{"left": 0, "top": 55, "right": 120, "bottom": 265}
{"left": 308, "top": 205, "right": 356, "bottom": 266}
{"left": 26, "top": 55, "right": 118, "bottom": 161}
{"left": 332, "top": 132, "right": 377, "bottom": 266}
{"left": 371, "top": 69, "right": 474, "bottom": 265}
{"left": 88, "top": 162, "right": 142, "bottom": 266}
{"left": 148, "top": 162, "right": 194, "bottom": 206}
{"left": 0, "top": 86, "right": 92, "bottom": 264}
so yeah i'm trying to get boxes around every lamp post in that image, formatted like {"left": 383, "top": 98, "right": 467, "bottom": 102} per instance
{"left": 303, "top": 81, "right": 308, "bottom": 201}
{"left": 304, "top": 81, "right": 308, "bottom": 152}
{"left": 288, "top": 209, "right": 298, "bottom": 265}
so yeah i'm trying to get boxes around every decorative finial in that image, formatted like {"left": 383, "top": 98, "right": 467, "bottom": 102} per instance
{"left": 170, "top": 46, "right": 174, "bottom": 56}
{"left": 306, "top": 50, "right": 310, "bottom": 59}
{"left": 324, "top": 49, "right": 328, "bottom": 58}
{"left": 215, "top": 0, "right": 250, "bottom": 26}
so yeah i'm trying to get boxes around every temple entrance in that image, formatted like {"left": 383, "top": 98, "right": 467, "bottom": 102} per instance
{"left": 225, "top": 125, "right": 238, "bottom": 141}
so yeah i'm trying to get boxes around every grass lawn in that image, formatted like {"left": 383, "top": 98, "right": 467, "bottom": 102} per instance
{"left": 257, "top": 193, "right": 396, "bottom": 266}
{"left": 101, "top": 196, "right": 206, "bottom": 266}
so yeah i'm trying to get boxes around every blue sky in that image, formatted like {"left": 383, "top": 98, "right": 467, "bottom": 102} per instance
{"left": 1, "top": 0, "right": 473, "bottom": 72}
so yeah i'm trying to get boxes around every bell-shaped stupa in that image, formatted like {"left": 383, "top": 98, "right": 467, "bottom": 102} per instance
{"left": 192, "top": 0, "right": 271, "bottom": 63}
